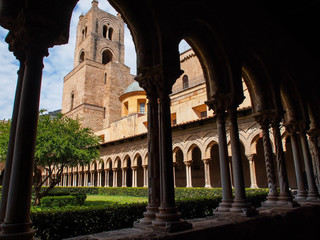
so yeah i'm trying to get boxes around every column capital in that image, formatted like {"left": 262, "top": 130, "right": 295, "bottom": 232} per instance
{"left": 184, "top": 160, "right": 193, "bottom": 166}
{"left": 205, "top": 94, "right": 232, "bottom": 112}
{"left": 202, "top": 158, "right": 210, "bottom": 164}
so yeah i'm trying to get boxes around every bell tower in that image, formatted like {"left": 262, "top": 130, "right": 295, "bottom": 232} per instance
{"left": 61, "top": 0, "right": 133, "bottom": 133}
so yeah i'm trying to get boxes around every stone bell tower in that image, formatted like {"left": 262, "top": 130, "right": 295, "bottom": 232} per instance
{"left": 61, "top": 0, "right": 134, "bottom": 133}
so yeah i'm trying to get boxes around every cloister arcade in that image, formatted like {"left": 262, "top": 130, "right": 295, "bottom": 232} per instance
{"left": 1, "top": 0, "right": 320, "bottom": 239}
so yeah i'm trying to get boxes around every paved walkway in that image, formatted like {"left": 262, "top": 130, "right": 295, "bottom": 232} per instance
{"left": 65, "top": 202, "right": 320, "bottom": 240}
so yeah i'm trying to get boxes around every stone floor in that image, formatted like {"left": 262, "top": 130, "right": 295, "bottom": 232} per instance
{"left": 65, "top": 202, "right": 320, "bottom": 240}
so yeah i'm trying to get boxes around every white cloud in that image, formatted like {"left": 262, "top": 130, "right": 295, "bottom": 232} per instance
{"left": 0, "top": 0, "right": 137, "bottom": 120}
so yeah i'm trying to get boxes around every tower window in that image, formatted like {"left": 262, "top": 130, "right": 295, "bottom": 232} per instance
{"left": 182, "top": 75, "right": 189, "bottom": 89}
{"left": 103, "top": 107, "right": 106, "bottom": 119}
{"left": 70, "top": 92, "right": 75, "bottom": 110}
{"left": 102, "top": 50, "right": 112, "bottom": 64}
{"left": 103, "top": 25, "right": 108, "bottom": 38}
{"left": 108, "top": 28, "right": 113, "bottom": 40}
{"left": 79, "top": 51, "right": 85, "bottom": 63}
{"left": 104, "top": 73, "right": 107, "bottom": 84}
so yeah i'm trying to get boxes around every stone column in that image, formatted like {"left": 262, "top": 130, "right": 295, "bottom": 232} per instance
{"left": 228, "top": 106, "right": 257, "bottom": 216}
{"left": 271, "top": 117, "right": 298, "bottom": 207}
{"left": 308, "top": 130, "right": 320, "bottom": 192}
{"left": 172, "top": 162, "right": 177, "bottom": 188}
{"left": 113, "top": 168, "right": 118, "bottom": 187}
{"left": 152, "top": 70, "right": 190, "bottom": 230}
{"left": 203, "top": 159, "right": 212, "bottom": 188}
{"left": 254, "top": 113, "right": 278, "bottom": 205}
{"left": 0, "top": 52, "right": 25, "bottom": 228}
{"left": 1, "top": 43, "right": 48, "bottom": 239}
{"left": 299, "top": 127, "right": 320, "bottom": 200}
{"left": 143, "top": 165, "right": 148, "bottom": 187}
{"left": 135, "top": 75, "right": 160, "bottom": 226}
{"left": 286, "top": 124, "right": 307, "bottom": 200}
{"left": 247, "top": 154, "right": 258, "bottom": 188}
{"left": 105, "top": 170, "right": 109, "bottom": 187}
{"left": 206, "top": 100, "right": 233, "bottom": 212}
{"left": 122, "top": 167, "right": 127, "bottom": 187}
{"left": 132, "top": 166, "right": 137, "bottom": 187}
{"left": 185, "top": 161, "right": 193, "bottom": 188}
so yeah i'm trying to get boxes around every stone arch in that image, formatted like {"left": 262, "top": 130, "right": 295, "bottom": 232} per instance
{"left": 204, "top": 140, "right": 219, "bottom": 159}
{"left": 102, "top": 49, "right": 113, "bottom": 64}
{"left": 173, "top": 146, "right": 186, "bottom": 187}
{"left": 79, "top": 50, "right": 85, "bottom": 63}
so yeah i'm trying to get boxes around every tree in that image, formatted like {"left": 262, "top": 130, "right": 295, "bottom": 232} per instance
{"left": 0, "top": 120, "right": 10, "bottom": 162}
{"left": 0, "top": 111, "right": 101, "bottom": 205}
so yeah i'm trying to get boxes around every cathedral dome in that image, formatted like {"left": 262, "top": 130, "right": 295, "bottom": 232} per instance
{"left": 124, "top": 81, "right": 144, "bottom": 94}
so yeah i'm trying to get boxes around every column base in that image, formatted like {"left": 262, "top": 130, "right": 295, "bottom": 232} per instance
{"left": 152, "top": 206, "right": 192, "bottom": 232}
{"left": 0, "top": 222, "right": 35, "bottom": 240}
{"left": 215, "top": 199, "right": 233, "bottom": 212}
{"left": 135, "top": 206, "right": 159, "bottom": 226}
{"left": 262, "top": 194, "right": 278, "bottom": 206}
{"left": 230, "top": 200, "right": 259, "bottom": 217}
{"left": 307, "top": 191, "right": 320, "bottom": 201}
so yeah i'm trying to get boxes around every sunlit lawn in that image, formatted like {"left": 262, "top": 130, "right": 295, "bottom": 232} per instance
{"left": 84, "top": 195, "right": 148, "bottom": 206}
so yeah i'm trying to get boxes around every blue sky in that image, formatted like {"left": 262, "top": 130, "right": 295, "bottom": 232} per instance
{"left": 0, "top": 0, "right": 190, "bottom": 120}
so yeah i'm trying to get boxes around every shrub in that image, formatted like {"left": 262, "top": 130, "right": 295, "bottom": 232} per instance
{"left": 41, "top": 194, "right": 87, "bottom": 208}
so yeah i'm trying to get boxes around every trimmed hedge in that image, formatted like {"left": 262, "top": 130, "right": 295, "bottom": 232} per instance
{"left": 31, "top": 188, "right": 268, "bottom": 239}
{"left": 41, "top": 194, "right": 87, "bottom": 208}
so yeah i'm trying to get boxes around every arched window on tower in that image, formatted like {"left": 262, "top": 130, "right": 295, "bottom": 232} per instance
{"left": 70, "top": 92, "right": 75, "bottom": 110}
{"left": 102, "top": 50, "right": 112, "bottom": 64}
{"left": 182, "top": 75, "right": 189, "bottom": 89}
{"left": 108, "top": 28, "right": 113, "bottom": 40}
{"left": 103, "top": 25, "right": 108, "bottom": 38}
{"left": 79, "top": 51, "right": 85, "bottom": 63}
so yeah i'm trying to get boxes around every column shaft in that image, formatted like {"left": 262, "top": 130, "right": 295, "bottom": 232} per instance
{"left": 216, "top": 110, "right": 233, "bottom": 211}
{"left": 228, "top": 107, "right": 257, "bottom": 215}
{"left": 0, "top": 58, "right": 25, "bottom": 227}
{"left": 1, "top": 48, "right": 46, "bottom": 238}
{"left": 300, "top": 132, "right": 320, "bottom": 199}
{"left": 291, "top": 133, "right": 307, "bottom": 199}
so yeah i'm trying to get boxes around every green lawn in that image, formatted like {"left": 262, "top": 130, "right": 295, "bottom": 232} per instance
{"left": 84, "top": 195, "right": 147, "bottom": 206}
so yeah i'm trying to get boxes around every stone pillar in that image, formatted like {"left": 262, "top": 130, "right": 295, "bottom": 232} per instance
{"left": 286, "top": 124, "right": 307, "bottom": 200}
{"left": 152, "top": 70, "right": 190, "bottom": 230}
{"left": 185, "top": 161, "right": 193, "bottom": 188}
{"left": 299, "top": 128, "right": 320, "bottom": 200}
{"left": 254, "top": 113, "right": 278, "bottom": 205}
{"left": 0, "top": 52, "right": 25, "bottom": 228}
{"left": 131, "top": 166, "right": 137, "bottom": 187}
{"left": 308, "top": 130, "right": 320, "bottom": 192}
{"left": 173, "top": 162, "right": 177, "bottom": 188}
{"left": 247, "top": 154, "right": 258, "bottom": 188}
{"left": 105, "top": 170, "right": 109, "bottom": 187}
{"left": 113, "top": 168, "right": 118, "bottom": 187}
{"left": 122, "top": 168, "right": 127, "bottom": 187}
{"left": 271, "top": 117, "right": 299, "bottom": 207}
{"left": 1, "top": 42, "right": 48, "bottom": 239}
{"left": 228, "top": 106, "right": 257, "bottom": 216}
{"left": 136, "top": 78, "right": 160, "bottom": 225}
{"left": 206, "top": 100, "right": 233, "bottom": 212}
{"left": 143, "top": 165, "right": 148, "bottom": 187}
{"left": 203, "top": 159, "right": 212, "bottom": 188}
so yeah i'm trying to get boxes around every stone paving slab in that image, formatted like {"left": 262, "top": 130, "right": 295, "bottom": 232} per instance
{"left": 65, "top": 202, "right": 320, "bottom": 240}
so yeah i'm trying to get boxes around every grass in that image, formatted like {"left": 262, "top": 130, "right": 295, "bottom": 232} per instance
{"left": 84, "top": 195, "right": 147, "bottom": 206}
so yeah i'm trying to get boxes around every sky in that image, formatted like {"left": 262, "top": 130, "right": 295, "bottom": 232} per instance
{"left": 0, "top": 0, "right": 190, "bottom": 120}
